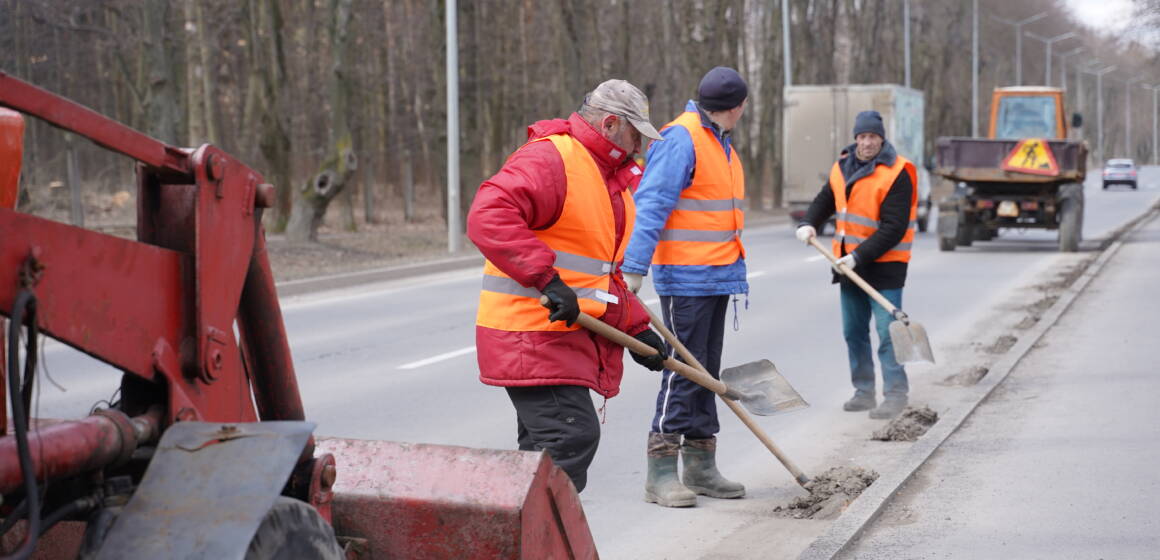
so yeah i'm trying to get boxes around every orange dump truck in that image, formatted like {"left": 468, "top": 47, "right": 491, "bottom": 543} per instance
{"left": 935, "top": 87, "right": 1088, "bottom": 252}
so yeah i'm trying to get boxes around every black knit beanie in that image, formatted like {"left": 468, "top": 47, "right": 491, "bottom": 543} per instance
{"left": 697, "top": 67, "right": 748, "bottom": 111}
{"left": 853, "top": 110, "right": 886, "bottom": 139}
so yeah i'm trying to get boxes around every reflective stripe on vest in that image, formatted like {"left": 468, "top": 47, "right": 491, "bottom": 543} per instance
{"left": 652, "top": 111, "right": 745, "bottom": 266}
{"left": 829, "top": 155, "right": 918, "bottom": 264}
{"left": 476, "top": 133, "right": 635, "bottom": 332}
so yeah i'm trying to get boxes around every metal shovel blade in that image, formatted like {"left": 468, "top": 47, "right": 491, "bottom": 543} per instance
{"left": 889, "top": 319, "right": 936, "bottom": 364}
{"left": 719, "top": 359, "right": 810, "bottom": 416}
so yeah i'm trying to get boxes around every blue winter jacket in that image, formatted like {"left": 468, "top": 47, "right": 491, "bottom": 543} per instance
{"left": 621, "top": 101, "right": 748, "bottom": 296}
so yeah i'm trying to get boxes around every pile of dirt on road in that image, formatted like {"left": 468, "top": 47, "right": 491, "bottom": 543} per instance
{"left": 871, "top": 406, "right": 939, "bottom": 442}
{"left": 773, "top": 466, "right": 878, "bottom": 520}
{"left": 940, "top": 366, "right": 989, "bottom": 386}
{"left": 985, "top": 334, "right": 1018, "bottom": 354}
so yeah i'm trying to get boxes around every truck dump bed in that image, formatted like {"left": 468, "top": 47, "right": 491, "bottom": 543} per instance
{"left": 934, "top": 136, "right": 1086, "bottom": 183}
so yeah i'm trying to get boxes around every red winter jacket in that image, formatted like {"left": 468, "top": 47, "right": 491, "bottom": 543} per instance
{"left": 467, "top": 113, "right": 651, "bottom": 398}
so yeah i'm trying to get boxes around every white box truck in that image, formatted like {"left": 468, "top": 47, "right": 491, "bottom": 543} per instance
{"left": 781, "top": 84, "right": 931, "bottom": 232}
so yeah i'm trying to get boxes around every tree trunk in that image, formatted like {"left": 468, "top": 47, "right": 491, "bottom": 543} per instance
{"left": 195, "top": 0, "right": 219, "bottom": 145}
{"left": 247, "top": 0, "right": 293, "bottom": 232}
{"left": 184, "top": 2, "right": 207, "bottom": 145}
{"left": 285, "top": 0, "right": 356, "bottom": 243}
{"left": 142, "top": 0, "right": 179, "bottom": 144}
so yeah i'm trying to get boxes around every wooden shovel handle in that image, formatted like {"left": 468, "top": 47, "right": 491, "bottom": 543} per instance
{"left": 633, "top": 296, "right": 811, "bottom": 486}
{"left": 808, "top": 237, "right": 900, "bottom": 314}
{"left": 571, "top": 312, "right": 730, "bottom": 396}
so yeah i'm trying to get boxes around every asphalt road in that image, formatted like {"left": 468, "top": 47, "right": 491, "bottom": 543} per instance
{"left": 30, "top": 165, "right": 1160, "bottom": 558}
{"left": 840, "top": 190, "right": 1160, "bottom": 559}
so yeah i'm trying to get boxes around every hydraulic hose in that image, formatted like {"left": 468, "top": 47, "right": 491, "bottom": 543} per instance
{"left": 2, "top": 289, "right": 40, "bottom": 560}
{"left": 35, "top": 495, "right": 99, "bottom": 538}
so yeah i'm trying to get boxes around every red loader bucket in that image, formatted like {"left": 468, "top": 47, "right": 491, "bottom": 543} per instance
{"left": 317, "top": 438, "right": 598, "bottom": 559}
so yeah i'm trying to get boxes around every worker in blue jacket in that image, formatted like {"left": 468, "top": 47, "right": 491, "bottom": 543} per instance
{"left": 621, "top": 67, "right": 749, "bottom": 508}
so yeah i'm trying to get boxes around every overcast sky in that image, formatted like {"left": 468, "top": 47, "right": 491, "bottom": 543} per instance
{"left": 1064, "top": 0, "right": 1136, "bottom": 31}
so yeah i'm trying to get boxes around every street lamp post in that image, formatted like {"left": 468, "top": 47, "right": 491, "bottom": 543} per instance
{"left": 1083, "top": 65, "right": 1116, "bottom": 164}
{"left": 1150, "top": 84, "right": 1160, "bottom": 165}
{"left": 904, "top": 0, "right": 911, "bottom": 88}
{"left": 782, "top": 0, "right": 792, "bottom": 87}
{"left": 1058, "top": 47, "right": 1084, "bottom": 92}
{"left": 1024, "top": 31, "right": 1077, "bottom": 86}
{"left": 445, "top": 0, "right": 460, "bottom": 253}
{"left": 992, "top": 11, "right": 1049, "bottom": 86}
{"left": 972, "top": 0, "right": 980, "bottom": 136}
{"left": 1125, "top": 77, "right": 1143, "bottom": 159}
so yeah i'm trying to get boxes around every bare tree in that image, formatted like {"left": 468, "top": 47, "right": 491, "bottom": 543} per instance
{"left": 284, "top": 0, "right": 357, "bottom": 243}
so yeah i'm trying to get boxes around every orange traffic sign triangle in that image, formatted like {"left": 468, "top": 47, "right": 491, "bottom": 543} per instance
{"left": 1000, "top": 138, "right": 1060, "bottom": 177}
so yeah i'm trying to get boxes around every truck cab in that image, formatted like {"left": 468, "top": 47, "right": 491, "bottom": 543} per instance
{"left": 988, "top": 87, "right": 1070, "bottom": 140}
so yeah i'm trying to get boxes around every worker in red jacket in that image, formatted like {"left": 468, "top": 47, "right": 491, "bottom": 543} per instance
{"left": 467, "top": 79, "right": 668, "bottom": 492}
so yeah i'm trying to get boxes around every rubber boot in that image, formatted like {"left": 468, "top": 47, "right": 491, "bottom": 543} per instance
{"left": 644, "top": 432, "right": 696, "bottom": 508}
{"left": 681, "top": 437, "right": 745, "bottom": 499}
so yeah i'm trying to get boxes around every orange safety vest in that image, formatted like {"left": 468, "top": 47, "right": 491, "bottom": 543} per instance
{"left": 476, "top": 134, "right": 635, "bottom": 332}
{"left": 828, "top": 155, "right": 918, "bottom": 263}
{"left": 652, "top": 111, "right": 745, "bottom": 266}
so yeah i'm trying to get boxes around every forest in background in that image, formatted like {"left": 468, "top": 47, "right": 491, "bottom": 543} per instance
{"left": 1, "top": 0, "right": 1158, "bottom": 241}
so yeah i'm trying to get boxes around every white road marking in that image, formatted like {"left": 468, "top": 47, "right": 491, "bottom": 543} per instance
{"left": 398, "top": 345, "right": 476, "bottom": 370}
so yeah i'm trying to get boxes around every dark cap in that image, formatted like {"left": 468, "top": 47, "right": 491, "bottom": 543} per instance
{"left": 697, "top": 67, "right": 748, "bottom": 111}
{"left": 584, "top": 79, "right": 664, "bottom": 140}
{"left": 853, "top": 110, "right": 886, "bottom": 139}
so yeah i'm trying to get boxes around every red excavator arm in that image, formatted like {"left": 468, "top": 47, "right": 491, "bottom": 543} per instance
{"left": 0, "top": 73, "right": 595, "bottom": 559}
{"left": 0, "top": 108, "right": 22, "bottom": 210}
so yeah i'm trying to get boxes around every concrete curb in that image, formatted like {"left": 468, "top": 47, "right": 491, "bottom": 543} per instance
{"left": 275, "top": 253, "right": 484, "bottom": 297}
{"left": 798, "top": 201, "right": 1160, "bottom": 559}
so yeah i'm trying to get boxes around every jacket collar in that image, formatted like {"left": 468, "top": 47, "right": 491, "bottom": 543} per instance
{"left": 839, "top": 140, "right": 897, "bottom": 185}
{"left": 526, "top": 113, "right": 633, "bottom": 177}
{"left": 687, "top": 100, "right": 732, "bottom": 154}
{"left": 567, "top": 112, "right": 632, "bottom": 176}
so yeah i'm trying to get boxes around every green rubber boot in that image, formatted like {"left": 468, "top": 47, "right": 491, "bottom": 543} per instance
{"left": 644, "top": 432, "right": 696, "bottom": 508}
{"left": 681, "top": 437, "right": 745, "bottom": 499}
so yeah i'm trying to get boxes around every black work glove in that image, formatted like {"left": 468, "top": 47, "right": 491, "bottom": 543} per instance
{"left": 541, "top": 274, "right": 580, "bottom": 326}
{"left": 630, "top": 329, "right": 667, "bottom": 372}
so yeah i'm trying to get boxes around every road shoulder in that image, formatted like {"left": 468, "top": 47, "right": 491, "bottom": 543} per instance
{"left": 798, "top": 202, "right": 1160, "bottom": 559}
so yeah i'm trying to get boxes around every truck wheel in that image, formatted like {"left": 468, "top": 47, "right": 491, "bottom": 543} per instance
{"left": 1058, "top": 183, "right": 1083, "bottom": 253}
{"left": 916, "top": 200, "right": 931, "bottom": 233}
{"left": 246, "top": 497, "right": 345, "bottom": 560}
{"left": 1058, "top": 198, "right": 1082, "bottom": 252}
{"left": 938, "top": 235, "right": 957, "bottom": 251}
{"left": 955, "top": 222, "right": 973, "bottom": 247}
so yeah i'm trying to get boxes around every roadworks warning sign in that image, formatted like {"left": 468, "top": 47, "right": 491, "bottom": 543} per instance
{"left": 1000, "top": 138, "right": 1060, "bottom": 176}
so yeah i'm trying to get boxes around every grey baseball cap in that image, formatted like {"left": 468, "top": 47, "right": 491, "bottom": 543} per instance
{"left": 583, "top": 79, "right": 664, "bottom": 141}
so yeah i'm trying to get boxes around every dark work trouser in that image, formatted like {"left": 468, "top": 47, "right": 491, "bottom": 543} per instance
{"left": 651, "top": 295, "right": 729, "bottom": 439}
{"left": 505, "top": 385, "right": 600, "bottom": 492}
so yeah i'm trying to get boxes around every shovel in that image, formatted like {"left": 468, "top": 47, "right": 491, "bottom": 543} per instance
{"left": 807, "top": 237, "right": 935, "bottom": 364}
{"left": 551, "top": 298, "right": 812, "bottom": 487}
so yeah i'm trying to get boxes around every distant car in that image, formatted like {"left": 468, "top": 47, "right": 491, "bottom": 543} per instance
{"left": 1102, "top": 159, "right": 1137, "bottom": 190}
